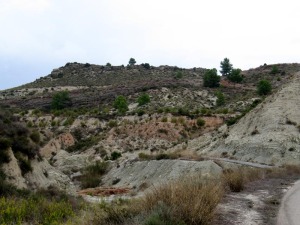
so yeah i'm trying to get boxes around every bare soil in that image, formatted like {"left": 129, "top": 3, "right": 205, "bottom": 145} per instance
{"left": 213, "top": 176, "right": 299, "bottom": 225}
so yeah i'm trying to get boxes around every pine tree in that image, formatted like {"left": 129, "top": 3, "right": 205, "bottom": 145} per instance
{"left": 220, "top": 58, "right": 233, "bottom": 76}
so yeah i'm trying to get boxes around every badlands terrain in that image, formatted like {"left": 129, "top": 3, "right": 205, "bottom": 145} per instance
{"left": 0, "top": 62, "right": 300, "bottom": 224}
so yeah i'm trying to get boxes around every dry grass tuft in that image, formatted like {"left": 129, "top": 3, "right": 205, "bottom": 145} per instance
{"left": 222, "top": 169, "right": 245, "bottom": 192}
{"left": 222, "top": 168, "right": 265, "bottom": 192}
{"left": 141, "top": 176, "right": 223, "bottom": 225}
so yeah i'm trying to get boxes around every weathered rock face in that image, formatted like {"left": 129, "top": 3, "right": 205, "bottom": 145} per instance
{"left": 101, "top": 159, "right": 222, "bottom": 191}
{"left": 2, "top": 148, "right": 27, "bottom": 189}
{"left": 209, "top": 71, "right": 300, "bottom": 165}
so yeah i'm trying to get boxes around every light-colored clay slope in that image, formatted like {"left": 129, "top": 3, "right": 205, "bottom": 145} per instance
{"left": 209, "top": 71, "right": 300, "bottom": 165}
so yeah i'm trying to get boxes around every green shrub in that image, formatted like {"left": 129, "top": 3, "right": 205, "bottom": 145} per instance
{"left": 26, "top": 121, "right": 33, "bottom": 127}
{"left": 114, "top": 95, "right": 128, "bottom": 114}
{"left": 80, "top": 161, "right": 109, "bottom": 188}
{"left": 141, "top": 63, "right": 151, "bottom": 69}
{"left": 51, "top": 91, "right": 72, "bottom": 110}
{"left": 138, "top": 93, "right": 151, "bottom": 106}
{"left": 257, "top": 80, "right": 272, "bottom": 95}
{"left": 270, "top": 65, "right": 279, "bottom": 74}
{"left": 108, "top": 120, "right": 118, "bottom": 128}
{"left": 175, "top": 71, "right": 183, "bottom": 79}
{"left": 196, "top": 118, "right": 205, "bottom": 127}
{"left": 226, "top": 115, "right": 241, "bottom": 126}
{"left": 30, "top": 131, "right": 40, "bottom": 144}
{"left": 203, "top": 69, "right": 220, "bottom": 88}
{"left": 137, "top": 109, "right": 145, "bottom": 116}
{"left": 110, "top": 151, "right": 122, "bottom": 160}
{"left": 228, "top": 68, "right": 243, "bottom": 83}
{"left": 215, "top": 91, "right": 225, "bottom": 106}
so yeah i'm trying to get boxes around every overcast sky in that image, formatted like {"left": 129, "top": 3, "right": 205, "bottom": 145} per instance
{"left": 1, "top": 0, "right": 299, "bottom": 90}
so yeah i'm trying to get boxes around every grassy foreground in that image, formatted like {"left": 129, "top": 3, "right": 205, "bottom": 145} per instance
{"left": 1, "top": 165, "right": 300, "bottom": 225}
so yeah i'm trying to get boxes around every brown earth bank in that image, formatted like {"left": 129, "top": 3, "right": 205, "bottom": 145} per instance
{"left": 213, "top": 175, "right": 299, "bottom": 225}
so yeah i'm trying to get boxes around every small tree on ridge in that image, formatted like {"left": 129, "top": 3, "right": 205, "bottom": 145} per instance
{"left": 220, "top": 58, "right": 233, "bottom": 76}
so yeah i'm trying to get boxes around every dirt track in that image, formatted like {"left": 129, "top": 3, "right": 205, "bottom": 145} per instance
{"left": 277, "top": 180, "right": 300, "bottom": 225}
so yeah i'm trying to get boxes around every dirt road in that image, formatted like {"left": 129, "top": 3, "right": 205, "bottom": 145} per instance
{"left": 277, "top": 180, "right": 300, "bottom": 225}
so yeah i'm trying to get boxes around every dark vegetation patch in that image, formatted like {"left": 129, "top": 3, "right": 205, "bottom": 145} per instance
{"left": 79, "top": 161, "right": 110, "bottom": 188}
{"left": 0, "top": 108, "right": 40, "bottom": 178}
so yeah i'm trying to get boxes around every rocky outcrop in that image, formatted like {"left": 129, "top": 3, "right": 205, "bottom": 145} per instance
{"left": 209, "top": 71, "right": 300, "bottom": 165}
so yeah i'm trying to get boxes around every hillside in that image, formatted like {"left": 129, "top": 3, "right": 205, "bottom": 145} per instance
{"left": 1, "top": 63, "right": 297, "bottom": 111}
{"left": 0, "top": 62, "right": 300, "bottom": 224}
{"left": 208, "top": 71, "right": 300, "bottom": 165}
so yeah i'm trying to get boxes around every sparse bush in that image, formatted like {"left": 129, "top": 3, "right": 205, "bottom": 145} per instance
{"left": 138, "top": 93, "right": 151, "bottom": 106}
{"left": 141, "top": 63, "right": 151, "bottom": 69}
{"left": 80, "top": 161, "right": 109, "bottom": 188}
{"left": 257, "top": 80, "right": 272, "bottom": 96}
{"left": 51, "top": 91, "right": 72, "bottom": 110}
{"left": 203, "top": 68, "right": 220, "bottom": 88}
{"left": 108, "top": 120, "right": 118, "bottom": 128}
{"left": 270, "top": 65, "right": 279, "bottom": 74}
{"left": 215, "top": 91, "right": 225, "bottom": 106}
{"left": 30, "top": 130, "right": 40, "bottom": 144}
{"left": 27, "top": 121, "right": 33, "bottom": 127}
{"left": 196, "top": 118, "right": 205, "bottom": 127}
{"left": 137, "top": 109, "right": 145, "bottom": 116}
{"left": 228, "top": 68, "right": 243, "bottom": 83}
{"left": 110, "top": 151, "right": 122, "bottom": 160}
{"left": 114, "top": 95, "right": 128, "bottom": 114}
{"left": 171, "top": 117, "right": 178, "bottom": 123}
{"left": 175, "top": 71, "right": 183, "bottom": 79}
